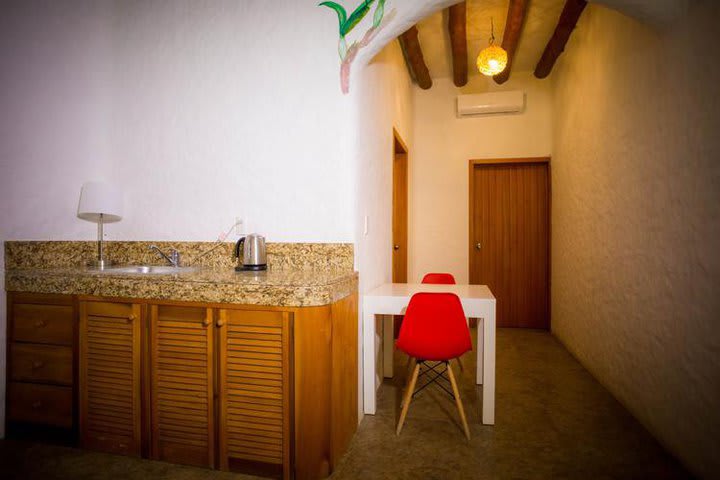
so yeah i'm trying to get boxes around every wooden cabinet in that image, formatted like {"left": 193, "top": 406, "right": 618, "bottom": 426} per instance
{"left": 10, "top": 291, "right": 357, "bottom": 480}
{"left": 79, "top": 299, "right": 142, "bottom": 456}
{"left": 217, "top": 308, "right": 292, "bottom": 478}
{"left": 79, "top": 301, "right": 295, "bottom": 477}
{"left": 149, "top": 305, "right": 215, "bottom": 468}
{"left": 6, "top": 293, "right": 76, "bottom": 437}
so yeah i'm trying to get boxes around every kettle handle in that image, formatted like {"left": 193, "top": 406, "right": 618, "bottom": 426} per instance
{"left": 234, "top": 237, "right": 246, "bottom": 259}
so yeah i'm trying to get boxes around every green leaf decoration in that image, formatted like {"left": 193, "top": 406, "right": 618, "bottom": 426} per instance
{"left": 373, "top": 0, "right": 386, "bottom": 28}
{"left": 319, "top": 2, "right": 347, "bottom": 36}
{"left": 343, "top": 0, "right": 375, "bottom": 36}
{"left": 320, "top": 0, "right": 376, "bottom": 37}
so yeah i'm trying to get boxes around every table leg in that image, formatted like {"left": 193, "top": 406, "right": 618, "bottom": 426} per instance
{"left": 482, "top": 305, "right": 496, "bottom": 425}
{"left": 383, "top": 315, "right": 394, "bottom": 378}
{"left": 476, "top": 317, "right": 484, "bottom": 385}
{"left": 363, "top": 310, "right": 377, "bottom": 414}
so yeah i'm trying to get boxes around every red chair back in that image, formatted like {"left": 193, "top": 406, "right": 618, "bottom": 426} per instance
{"left": 396, "top": 293, "right": 471, "bottom": 361}
{"left": 421, "top": 273, "right": 456, "bottom": 285}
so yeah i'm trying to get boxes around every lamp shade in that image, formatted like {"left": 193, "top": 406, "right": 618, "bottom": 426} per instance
{"left": 77, "top": 181, "right": 123, "bottom": 223}
{"left": 477, "top": 44, "right": 508, "bottom": 76}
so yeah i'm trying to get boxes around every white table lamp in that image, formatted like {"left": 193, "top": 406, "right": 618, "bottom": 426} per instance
{"left": 78, "top": 181, "right": 123, "bottom": 269}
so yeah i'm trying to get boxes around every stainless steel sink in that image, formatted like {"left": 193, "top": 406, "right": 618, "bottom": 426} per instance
{"left": 100, "top": 265, "right": 199, "bottom": 275}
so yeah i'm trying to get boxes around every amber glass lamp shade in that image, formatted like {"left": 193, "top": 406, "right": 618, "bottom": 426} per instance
{"left": 477, "top": 44, "right": 508, "bottom": 76}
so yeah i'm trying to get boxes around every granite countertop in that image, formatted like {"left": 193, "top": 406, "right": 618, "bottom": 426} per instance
{"left": 5, "top": 266, "right": 358, "bottom": 307}
{"left": 4, "top": 241, "right": 358, "bottom": 307}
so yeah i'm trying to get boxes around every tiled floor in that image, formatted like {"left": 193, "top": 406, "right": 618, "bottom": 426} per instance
{"left": 0, "top": 329, "right": 691, "bottom": 479}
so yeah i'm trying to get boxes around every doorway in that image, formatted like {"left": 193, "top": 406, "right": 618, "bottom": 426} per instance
{"left": 469, "top": 158, "right": 550, "bottom": 329}
{"left": 392, "top": 128, "right": 408, "bottom": 284}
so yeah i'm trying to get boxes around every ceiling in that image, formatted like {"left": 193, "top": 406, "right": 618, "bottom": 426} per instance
{"left": 415, "top": 0, "right": 568, "bottom": 79}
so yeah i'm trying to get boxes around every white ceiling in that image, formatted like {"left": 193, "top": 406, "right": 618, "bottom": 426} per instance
{"left": 415, "top": 0, "right": 572, "bottom": 79}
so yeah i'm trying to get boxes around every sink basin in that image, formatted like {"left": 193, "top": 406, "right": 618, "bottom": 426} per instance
{"left": 101, "top": 265, "right": 199, "bottom": 275}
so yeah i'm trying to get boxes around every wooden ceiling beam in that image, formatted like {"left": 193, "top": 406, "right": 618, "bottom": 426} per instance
{"left": 534, "top": 0, "right": 587, "bottom": 79}
{"left": 493, "top": 0, "right": 528, "bottom": 84}
{"left": 399, "top": 26, "right": 432, "bottom": 90}
{"left": 448, "top": 2, "right": 468, "bottom": 87}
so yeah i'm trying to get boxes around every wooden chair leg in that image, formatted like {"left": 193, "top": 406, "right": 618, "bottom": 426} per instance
{"left": 396, "top": 362, "right": 420, "bottom": 435}
{"left": 455, "top": 356, "right": 464, "bottom": 372}
{"left": 400, "top": 357, "right": 417, "bottom": 408}
{"left": 447, "top": 361, "right": 471, "bottom": 440}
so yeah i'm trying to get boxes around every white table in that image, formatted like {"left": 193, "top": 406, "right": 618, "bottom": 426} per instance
{"left": 362, "top": 283, "right": 496, "bottom": 425}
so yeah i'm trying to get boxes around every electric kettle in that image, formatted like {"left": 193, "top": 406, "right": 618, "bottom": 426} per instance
{"left": 234, "top": 234, "right": 267, "bottom": 271}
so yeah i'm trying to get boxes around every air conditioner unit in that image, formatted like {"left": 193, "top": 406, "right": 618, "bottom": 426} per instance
{"left": 457, "top": 90, "right": 525, "bottom": 116}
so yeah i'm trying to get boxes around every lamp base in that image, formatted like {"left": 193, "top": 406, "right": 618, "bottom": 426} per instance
{"left": 86, "top": 259, "right": 118, "bottom": 270}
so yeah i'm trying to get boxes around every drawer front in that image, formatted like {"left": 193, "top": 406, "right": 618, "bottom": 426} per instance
{"left": 10, "top": 343, "right": 73, "bottom": 385}
{"left": 8, "top": 382, "right": 73, "bottom": 428}
{"left": 12, "top": 303, "right": 74, "bottom": 345}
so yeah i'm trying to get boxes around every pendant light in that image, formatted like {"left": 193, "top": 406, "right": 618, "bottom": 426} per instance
{"left": 476, "top": 18, "right": 508, "bottom": 76}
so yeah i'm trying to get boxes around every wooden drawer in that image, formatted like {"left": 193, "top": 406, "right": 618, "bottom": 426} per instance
{"left": 12, "top": 303, "right": 74, "bottom": 345}
{"left": 10, "top": 343, "right": 73, "bottom": 385}
{"left": 8, "top": 382, "right": 73, "bottom": 428}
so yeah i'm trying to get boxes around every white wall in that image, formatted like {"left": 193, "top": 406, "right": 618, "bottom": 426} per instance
{"left": 409, "top": 74, "right": 553, "bottom": 284}
{"left": 106, "top": 1, "right": 354, "bottom": 242}
{"left": 0, "top": 0, "right": 354, "bottom": 245}
{"left": 551, "top": 3, "right": 720, "bottom": 477}
{"left": 352, "top": 39, "right": 414, "bottom": 416}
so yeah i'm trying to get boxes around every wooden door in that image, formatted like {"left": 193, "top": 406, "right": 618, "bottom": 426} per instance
{"left": 469, "top": 159, "right": 550, "bottom": 329}
{"left": 392, "top": 130, "right": 408, "bottom": 283}
{"left": 79, "top": 300, "right": 142, "bottom": 456}
{"left": 217, "top": 308, "right": 292, "bottom": 479}
{"left": 149, "top": 305, "right": 214, "bottom": 468}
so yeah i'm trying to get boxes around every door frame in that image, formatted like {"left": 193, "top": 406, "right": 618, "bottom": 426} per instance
{"left": 392, "top": 128, "right": 409, "bottom": 283}
{"left": 468, "top": 157, "right": 552, "bottom": 327}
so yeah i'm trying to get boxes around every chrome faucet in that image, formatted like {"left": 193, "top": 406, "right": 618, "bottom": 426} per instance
{"left": 149, "top": 245, "right": 181, "bottom": 267}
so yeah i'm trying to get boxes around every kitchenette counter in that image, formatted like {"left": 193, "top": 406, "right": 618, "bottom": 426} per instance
{"left": 4, "top": 240, "right": 357, "bottom": 307}
{"left": 5, "top": 265, "right": 357, "bottom": 306}
{"left": 4, "top": 241, "right": 359, "bottom": 479}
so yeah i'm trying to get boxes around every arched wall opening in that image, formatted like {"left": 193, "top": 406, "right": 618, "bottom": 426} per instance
{"left": 349, "top": 2, "right": 717, "bottom": 479}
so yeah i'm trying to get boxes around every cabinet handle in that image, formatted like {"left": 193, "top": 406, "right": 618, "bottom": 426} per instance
{"left": 203, "top": 317, "right": 211, "bottom": 327}
{"left": 34, "top": 320, "right": 46, "bottom": 328}
{"left": 32, "top": 360, "right": 44, "bottom": 370}
{"left": 127, "top": 314, "right": 136, "bottom": 322}
{"left": 216, "top": 318, "right": 225, "bottom": 327}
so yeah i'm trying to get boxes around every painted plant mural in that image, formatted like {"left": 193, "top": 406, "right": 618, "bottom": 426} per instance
{"left": 319, "top": 0, "right": 393, "bottom": 93}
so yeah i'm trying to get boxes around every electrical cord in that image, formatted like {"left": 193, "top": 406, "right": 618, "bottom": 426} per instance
{"left": 192, "top": 220, "right": 245, "bottom": 263}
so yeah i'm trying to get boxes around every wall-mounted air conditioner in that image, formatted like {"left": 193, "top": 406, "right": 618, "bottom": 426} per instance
{"left": 457, "top": 90, "right": 525, "bottom": 116}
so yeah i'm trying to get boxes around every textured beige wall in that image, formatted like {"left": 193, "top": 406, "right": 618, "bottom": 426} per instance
{"left": 409, "top": 74, "right": 553, "bottom": 284}
{"left": 551, "top": 3, "right": 720, "bottom": 477}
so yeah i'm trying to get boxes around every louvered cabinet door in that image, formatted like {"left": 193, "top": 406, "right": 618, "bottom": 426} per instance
{"left": 149, "top": 305, "right": 214, "bottom": 468}
{"left": 217, "top": 309, "right": 292, "bottom": 478}
{"left": 79, "top": 300, "right": 142, "bottom": 456}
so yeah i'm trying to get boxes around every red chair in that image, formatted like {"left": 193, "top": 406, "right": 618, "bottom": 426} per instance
{"left": 395, "top": 292, "right": 472, "bottom": 439}
{"left": 421, "top": 272, "right": 456, "bottom": 285}
{"left": 420, "top": 272, "right": 465, "bottom": 371}
{"left": 393, "top": 273, "right": 457, "bottom": 339}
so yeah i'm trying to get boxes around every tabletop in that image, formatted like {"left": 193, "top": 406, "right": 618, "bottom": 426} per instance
{"left": 364, "top": 283, "right": 495, "bottom": 300}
